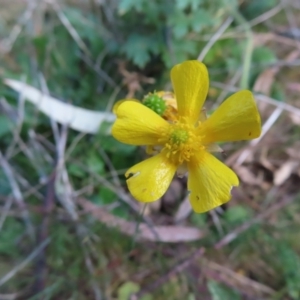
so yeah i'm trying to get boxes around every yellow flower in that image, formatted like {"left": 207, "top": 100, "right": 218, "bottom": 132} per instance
{"left": 112, "top": 60, "right": 261, "bottom": 213}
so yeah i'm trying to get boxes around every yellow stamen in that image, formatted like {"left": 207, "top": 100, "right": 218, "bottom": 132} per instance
{"left": 159, "top": 118, "right": 204, "bottom": 165}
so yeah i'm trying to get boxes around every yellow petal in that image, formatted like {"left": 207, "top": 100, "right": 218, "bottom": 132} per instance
{"left": 112, "top": 99, "right": 140, "bottom": 114}
{"left": 125, "top": 153, "right": 177, "bottom": 202}
{"left": 187, "top": 151, "right": 239, "bottom": 213}
{"left": 112, "top": 101, "right": 170, "bottom": 145}
{"left": 200, "top": 90, "right": 261, "bottom": 144}
{"left": 171, "top": 60, "right": 209, "bottom": 124}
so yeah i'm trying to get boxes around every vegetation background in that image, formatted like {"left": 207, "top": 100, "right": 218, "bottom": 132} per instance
{"left": 0, "top": 0, "right": 300, "bottom": 299}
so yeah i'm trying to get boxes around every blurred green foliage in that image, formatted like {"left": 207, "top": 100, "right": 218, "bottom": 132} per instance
{"left": 1, "top": 0, "right": 299, "bottom": 299}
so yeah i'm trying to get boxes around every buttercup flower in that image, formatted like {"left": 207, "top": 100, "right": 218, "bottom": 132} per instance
{"left": 112, "top": 60, "right": 261, "bottom": 213}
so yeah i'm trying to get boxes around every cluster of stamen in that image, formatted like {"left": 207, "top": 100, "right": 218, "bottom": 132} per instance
{"left": 159, "top": 118, "right": 204, "bottom": 165}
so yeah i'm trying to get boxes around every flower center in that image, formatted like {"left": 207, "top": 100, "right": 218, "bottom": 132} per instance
{"left": 170, "top": 128, "right": 189, "bottom": 144}
{"left": 159, "top": 118, "right": 204, "bottom": 165}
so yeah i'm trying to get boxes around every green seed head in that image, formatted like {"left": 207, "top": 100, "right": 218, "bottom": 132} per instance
{"left": 143, "top": 93, "right": 167, "bottom": 116}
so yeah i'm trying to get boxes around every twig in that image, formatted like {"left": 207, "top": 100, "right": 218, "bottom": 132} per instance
{"left": 235, "top": 50, "right": 300, "bottom": 165}
{"left": 6, "top": 130, "right": 49, "bottom": 182}
{"left": 28, "top": 129, "right": 53, "bottom": 182}
{"left": 0, "top": 238, "right": 51, "bottom": 287}
{"left": 30, "top": 76, "right": 59, "bottom": 295}
{"left": 16, "top": 173, "right": 44, "bottom": 201}
{"left": 231, "top": 4, "right": 283, "bottom": 33}
{"left": 78, "top": 198, "right": 206, "bottom": 243}
{"left": 246, "top": 3, "right": 283, "bottom": 27}
{"left": 38, "top": 74, "right": 78, "bottom": 220}
{"left": 74, "top": 160, "right": 148, "bottom": 216}
{"left": 64, "top": 132, "right": 86, "bottom": 161}
{"left": 215, "top": 69, "right": 242, "bottom": 106}
{"left": 80, "top": 53, "right": 117, "bottom": 88}
{"left": 38, "top": 74, "right": 60, "bottom": 147}
{"left": 56, "top": 163, "right": 78, "bottom": 221}
{"left": 81, "top": 249, "right": 103, "bottom": 300}
{"left": 0, "top": 197, "right": 13, "bottom": 232}
{"left": 76, "top": 226, "right": 103, "bottom": 300}
{"left": 0, "top": 292, "right": 21, "bottom": 300}
{"left": 223, "top": 0, "right": 253, "bottom": 89}
{"left": 37, "top": 74, "right": 99, "bottom": 298}
{"left": 198, "top": 17, "right": 233, "bottom": 61}
{"left": 51, "top": 118, "right": 78, "bottom": 220}
{"left": 211, "top": 81, "right": 300, "bottom": 116}
{"left": 35, "top": 75, "right": 100, "bottom": 298}
{"left": 5, "top": 76, "right": 26, "bottom": 159}
{"left": 97, "top": 146, "right": 121, "bottom": 187}
{"left": 0, "top": 1, "right": 38, "bottom": 54}
{"left": 105, "top": 85, "right": 123, "bottom": 112}
{"left": 34, "top": 171, "right": 56, "bottom": 294}
{"left": 202, "top": 258, "right": 275, "bottom": 297}
{"left": 130, "top": 248, "right": 205, "bottom": 299}
{"left": 215, "top": 195, "right": 295, "bottom": 249}
{"left": 0, "top": 151, "right": 35, "bottom": 241}
{"left": 49, "top": 0, "right": 91, "bottom": 57}
{"left": 74, "top": 160, "right": 166, "bottom": 240}
{"left": 282, "top": 0, "right": 300, "bottom": 51}
{"left": 236, "top": 106, "right": 283, "bottom": 166}
{"left": 198, "top": 4, "right": 282, "bottom": 41}
{"left": 209, "top": 209, "right": 224, "bottom": 236}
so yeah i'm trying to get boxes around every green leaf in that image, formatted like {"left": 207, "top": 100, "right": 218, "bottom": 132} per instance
{"left": 252, "top": 46, "right": 277, "bottom": 65}
{"left": 175, "top": 0, "right": 203, "bottom": 11}
{"left": 140, "top": 295, "right": 153, "bottom": 300}
{"left": 121, "top": 34, "right": 161, "bottom": 67}
{"left": 187, "top": 294, "right": 196, "bottom": 300}
{"left": 68, "top": 164, "right": 86, "bottom": 178}
{"left": 32, "top": 36, "right": 48, "bottom": 68}
{"left": 251, "top": 46, "right": 277, "bottom": 83}
{"left": 169, "top": 11, "right": 190, "bottom": 39}
{"left": 0, "top": 218, "right": 23, "bottom": 257}
{"left": 100, "top": 135, "right": 136, "bottom": 155}
{"left": 118, "top": 0, "right": 143, "bottom": 14}
{"left": 241, "top": 0, "right": 278, "bottom": 19}
{"left": 277, "top": 245, "right": 300, "bottom": 299}
{"left": 0, "top": 115, "right": 11, "bottom": 137}
{"left": 117, "top": 281, "right": 152, "bottom": 300}
{"left": 190, "top": 212, "right": 207, "bottom": 227}
{"left": 0, "top": 172, "right": 10, "bottom": 194}
{"left": 162, "top": 39, "right": 198, "bottom": 67}
{"left": 98, "top": 187, "right": 116, "bottom": 205}
{"left": 190, "top": 10, "right": 214, "bottom": 32}
{"left": 208, "top": 280, "right": 241, "bottom": 300}
{"left": 87, "top": 153, "right": 104, "bottom": 174}
{"left": 112, "top": 205, "right": 130, "bottom": 219}
{"left": 271, "top": 83, "right": 285, "bottom": 102}
{"left": 225, "top": 0, "right": 238, "bottom": 9}
{"left": 117, "top": 282, "right": 139, "bottom": 300}
{"left": 224, "top": 205, "right": 253, "bottom": 224}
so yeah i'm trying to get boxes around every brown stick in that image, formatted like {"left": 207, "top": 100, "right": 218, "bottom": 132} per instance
{"left": 34, "top": 170, "right": 56, "bottom": 295}
{"left": 215, "top": 195, "right": 295, "bottom": 249}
